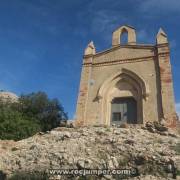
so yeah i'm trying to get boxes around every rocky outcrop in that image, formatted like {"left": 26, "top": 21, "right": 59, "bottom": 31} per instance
{"left": 0, "top": 125, "right": 180, "bottom": 179}
{"left": 0, "top": 91, "right": 18, "bottom": 103}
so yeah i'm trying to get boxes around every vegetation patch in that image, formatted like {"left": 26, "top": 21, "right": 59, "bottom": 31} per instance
{"left": 0, "top": 91, "right": 68, "bottom": 141}
{"left": 171, "top": 143, "right": 180, "bottom": 155}
{"left": 9, "top": 171, "right": 48, "bottom": 180}
{"left": 11, "top": 147, "right": 18, "bottom": 151}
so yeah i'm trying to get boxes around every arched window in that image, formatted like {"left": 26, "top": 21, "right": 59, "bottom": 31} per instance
{"left": 112, "top": 25, "right": 136, "bottom": 46}
{"left": 120, "top": 28, "right": 128, "bottom": 45}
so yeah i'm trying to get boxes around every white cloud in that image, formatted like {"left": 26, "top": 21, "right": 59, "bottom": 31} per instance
{"left": 140, "top": 0, "right": 180, "bottom": 13}
{"left": 176, "top": 103, "right": 180, "bottom": 117}
{"left": 88, "top": 9, "right": 129, "bottom": 46}
{"left": 90, "top": 10, "right": 127, "bottom": 34}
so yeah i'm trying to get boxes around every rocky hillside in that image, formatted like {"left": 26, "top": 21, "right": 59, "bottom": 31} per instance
{"left": 0, "top": 123, "right": 180, "bottom": 180}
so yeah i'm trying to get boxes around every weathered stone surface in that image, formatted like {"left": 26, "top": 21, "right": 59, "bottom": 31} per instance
{"left": 0, "top": 126, "right": 179, "bottom": 179}
{"left": 75, "top": 25, "right": 177, "bottom": 128}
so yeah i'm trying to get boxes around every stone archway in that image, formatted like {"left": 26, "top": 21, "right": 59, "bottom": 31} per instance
{"left": 97, "top": 68, "right": 148, "bottom": 125}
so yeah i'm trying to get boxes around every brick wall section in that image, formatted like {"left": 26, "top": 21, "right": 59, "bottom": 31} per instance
{"left": 75, "top": 26, "right": 178, "bottom": 128}
{"left": 75, "top": 56, "right": 92, "bottom": 126}
{"left": 157, "top": 44, "right": 177, "bottom": 127}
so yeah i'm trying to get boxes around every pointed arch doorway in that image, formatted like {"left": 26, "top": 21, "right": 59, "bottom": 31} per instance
{"left": 97, "top": 68, "right": 148, "bottom": 125}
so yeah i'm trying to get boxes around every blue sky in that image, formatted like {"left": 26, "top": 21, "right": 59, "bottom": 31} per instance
{"left": 0, "top": 0, "right": 180, "bottom": 118}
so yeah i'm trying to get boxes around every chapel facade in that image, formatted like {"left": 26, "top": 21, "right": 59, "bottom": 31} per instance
{"left": 75, "top": 25, "right": 177, "bottom": 127}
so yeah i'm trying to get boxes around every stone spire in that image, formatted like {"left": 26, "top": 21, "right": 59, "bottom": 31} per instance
{"left": 156, "top": 28, "right": 168, "bottom": 44}
{"left": 84, "top": 41, "right": 96, "bottom": 56}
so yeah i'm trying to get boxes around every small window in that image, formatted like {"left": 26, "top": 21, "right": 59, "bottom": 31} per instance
{"left": 112, "top": 112, "right": 121, "bottom": 121}
{"left": 120, "top": 29, "right": 128, "bottom": 45}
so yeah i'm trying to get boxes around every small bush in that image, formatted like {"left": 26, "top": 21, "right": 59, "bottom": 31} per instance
{"left": 0, "top": 170, "right": 6, "bottom": 180}
{"left": 11, "top": 147, "right": 18, "bottom": 151}
{"left": 156, "top": 138, "right": 164, "bottom": 144}
{"left": 171, "top": 143, "right": 180, "bottom": 155}
{"left": 118, "top": 156, "right": 130, "bottom": 166}
{"left": 9, "top": 171, "right": 48, "bottom": 180}
{"left": 105, "top": 128, "right": 111, "bottom": 132}
{"left": 177, "top": 169, "right": 180, "bottom": 176}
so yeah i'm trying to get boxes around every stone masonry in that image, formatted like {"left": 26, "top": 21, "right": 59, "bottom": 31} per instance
{"left": 75, "top": 25, "right": 177, "bottom": 127}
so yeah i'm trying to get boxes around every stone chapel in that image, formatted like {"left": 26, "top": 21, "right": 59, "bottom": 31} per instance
{"left": 75, "top": 25, "right": 177, "bottom": 127}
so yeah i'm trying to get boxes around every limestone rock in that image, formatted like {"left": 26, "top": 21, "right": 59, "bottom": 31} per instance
{"left": 0, "top": 126, "right": 179, "bottom": 179}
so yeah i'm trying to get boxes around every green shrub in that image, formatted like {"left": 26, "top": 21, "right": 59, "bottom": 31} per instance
{"left": 0, "top": 91, "right": 68, "bottom": 141}
{"left": 9, "top": 171, "right": 48, "bottom": 180}
{"left": 172, "top": 143, "right": 180, "bottom": 155}
{"left": 0, "top": 108, "right": 40, "bottom": 141}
